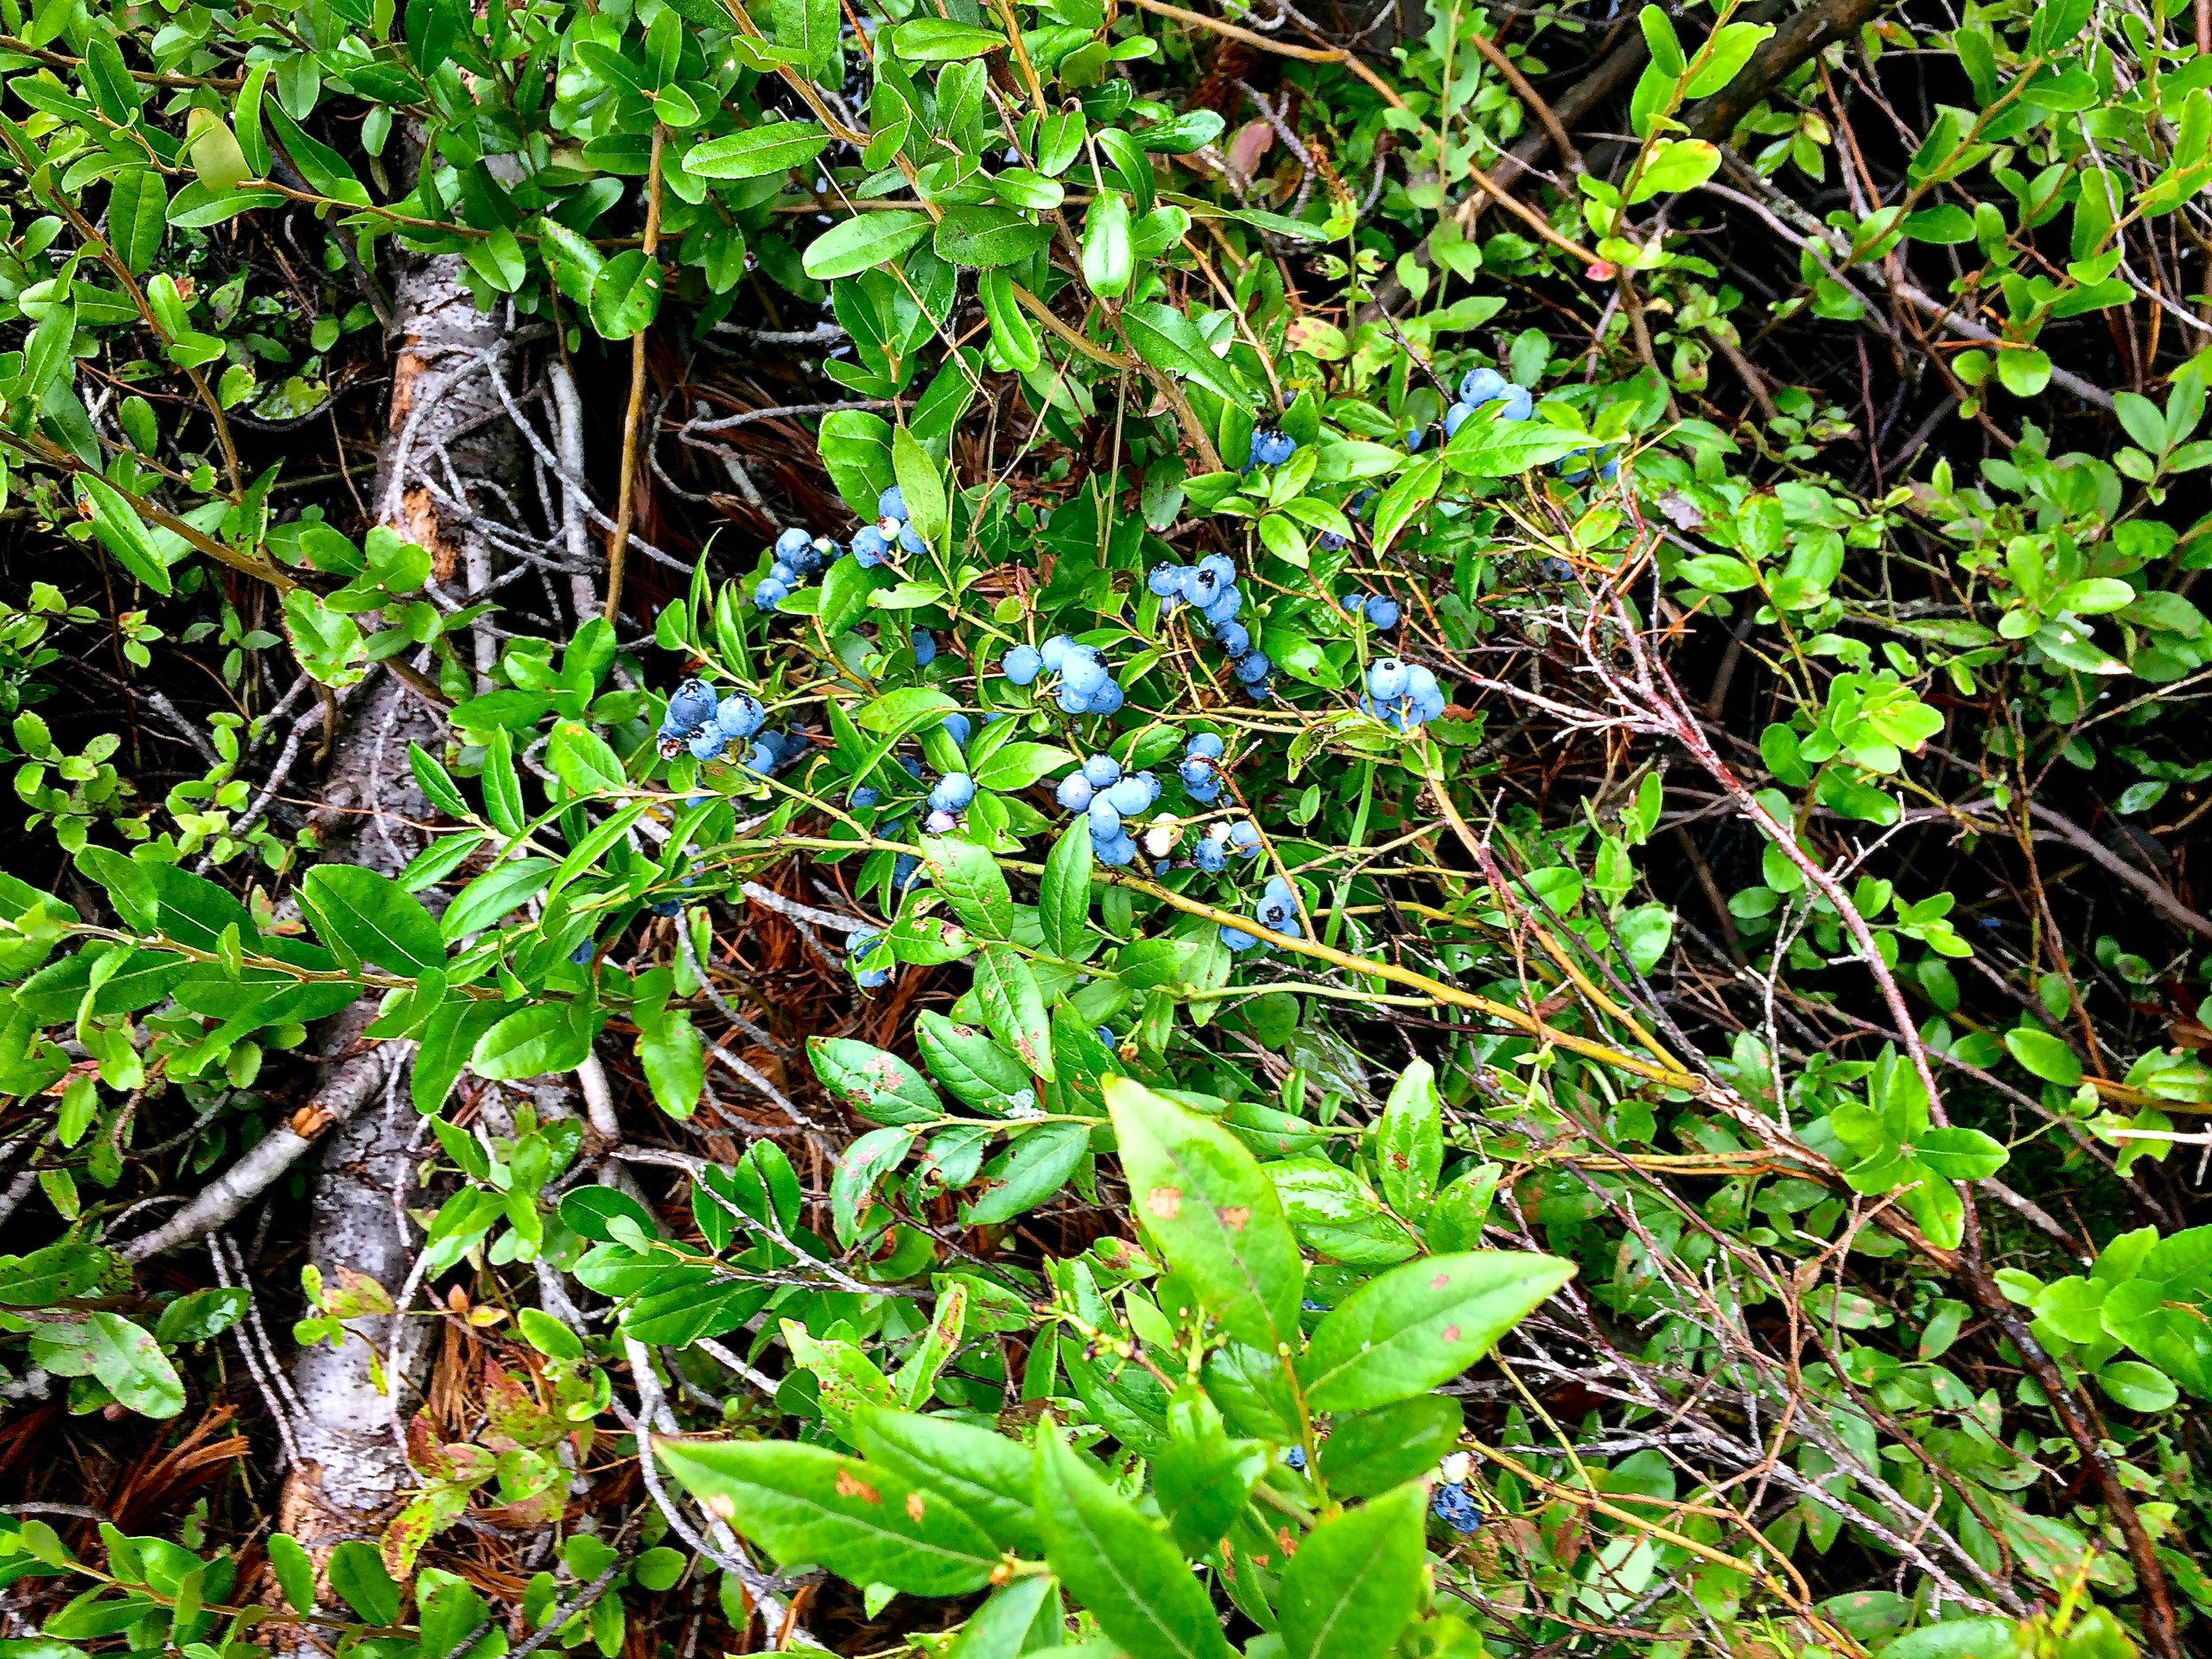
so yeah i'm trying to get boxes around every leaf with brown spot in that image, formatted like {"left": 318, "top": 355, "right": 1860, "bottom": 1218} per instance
{"left": 1104, "top": 1075, "right": 1303, "bottom": 1354}
{"left": 656, "top": 1439, "right": 997, "bottom": 1594}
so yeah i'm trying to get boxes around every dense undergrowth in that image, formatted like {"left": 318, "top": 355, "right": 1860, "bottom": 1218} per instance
{"left": 2, "top": 0, "right": 2212, "bottom": 1650}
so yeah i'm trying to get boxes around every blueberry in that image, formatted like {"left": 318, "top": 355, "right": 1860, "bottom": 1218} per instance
{"left": 1087, "top": 797, "right": 1123, "bottom": 840}
{"left": 1248, "top": 429, "right": 1297, "bottom": 468}
{"left": 1368, "top": 658, "right": 1409, "bottom": 701}
{"left": 570, "top": 940, "right": 596, "bottom": 964}
{"left": 1063, "top": 654, "right": 1108, "bottom": 697}
{"left": 912, "top": 628, "right": 937, "bottom": 666}
{"left": 1233, "top": 650, "right": 1271, "bottom": 684}
{"left": 1539, "top": 556, "right": 1575, "bottom": 581}
{"left": 852, "top": 786, "right": 880, "bottom": 808}
{"left": 878, "top": 485, "right": 906, "bottom": 521}
{"left": 1082, "top": 753, "right": 1122, "bottom": 788}
{"left": 1095, "top": 831, "right": 1138, "bottom": 867}
{"left": 1056, "top": 773, "right": 1094, "bottom": 811}
{"left": 1285, "top": 1447, "right": 1307, "bottom": 1470}
{"left": 1003, "top": 644, "right": 1043, "bottom": 686}
{"left": 1187, "top": 733, "right": 1225, "bottom": 760}
{"left": 717, "top": 694, "right": 766, "bottom": 739}
{"left": 1432, "top": 1484, "right": 1481, "bottom": 1534}
{"left": 665, "top": 678, "right": 718, "bottom": 733}
{"left": 900, "top": 755, "right": 923, "bottom": 778}
{"left": 849, "top": 926, "right": 892, "bottom": 987}
{"left": 1040, "top": 635, "right": 1076, "bottom": 672}
{"left": 1204, "top": 586, "right": 1243, "bottom": 626}
{"left": 769, "top": 559, "right": 799, "bottom": 588}
{"left": 754, "top": 578, "right": 788, "bottom": 611}
{"left": 1459, "top": 366, "right": 1507, "bottom": 406}
{"left": 1214, "top": 620, "right": 1251, "bottom": 657}
{"left": 1179, "top": 757, "right": 1213, "bottom": 787}
{"left": 1221, "top": 922, "right": 1259, "bottom": 950}
{"left": 741, "top": 741, "right": 775, "bottom": 772}
{"left": 649, "top": 899, "right": 682, "bottom": 918}
{"left": 1089, "top": 679, "right": 1125, "bottom": 716}
{"left": 689, "top": 727, "right": 729, "bottom": 762}
{"left": 930, "top": 772, "right": 975, "bottom": 812}
{"left": 1057, "top": 686, "right": 1094, "bottom": 715}
{"left": 1405, "top": 426, "right": 1426, "bottom": 452}
{"left": 1148, "top": 563, "right": 1187, "bottom": 597}
{"left": 1228, "top": 821, "right": 1262, "bottom": 853}
{"left": 1498, "top": 384, "right": 1533, "bottom": 422}
{"left": 1194, "top": 838, "right": 1226, "bottom": 872}
{"left": 1364, "top": 595, "right": 1401, "bottom": 630}
{"left": 1094, "top": 1026, "right": 1117, "bottom": 1048}
{"left": 898, "top": 521, "right": 926, "bottom": 557}
{"left": 851, "top": 526, "right": 890, "bottom": 567}
{"left": 1104, "top": 773, "right": 1154, "bottom": 815}
{"left": 941, "top": 711, "right": 972, "bottom": 750}
{"left": 1185, "top": 776, "right": 1221, "bottom": 803}
{"left": 925, "top": 808, "right": 957, "bottom": 833}
{"left": 892, "top": 853, "right": 921, "bottom": 891}
{"left": 1443, "top": 401, "right": 1475, "bottom": 437}
{"left": 1317, "top": 532, "right": 1348, "bottom": 552}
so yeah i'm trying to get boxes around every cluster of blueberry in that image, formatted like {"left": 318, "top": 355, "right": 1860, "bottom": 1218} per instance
{"left": 1358, "top": 656, "right": 1448, "bottom": 732}
{"left": 1191, "top": 818, "right": 1263, "bottom": 872}
{"left": 1338, "top": 590, "right": 1401, "bottom": 630}
{"left": 852, "top": 486, "right": 927, "bottom": 569}
{"left": 1246, "top": 428, "right": 1297, "bottom": 469}
{"left": 1221, "top": 872, "right": 1302, "bottom": 952}
{"left": 1148, "top": 555, "right": 1272, "bottom": 700}
{"left": 1176, "top": 732, "right": 1225, "bottom": 804}
{"left": 1411, "top": 366, "right": 1534, "bottom": 450}
{"left": 1000, "top": 635, "right": 1127, "bottom": 716}
{"left": 755, "top": 526, "right": 845, "bottom": 612}
{"left": 845, "top": 925, "right": 892, "bottom": 988}
{"left": 1053, "top": 754, "right": 1157, "bottom": 866}
{"left": 658, "top": 678, "right": 810, "bottom": 772}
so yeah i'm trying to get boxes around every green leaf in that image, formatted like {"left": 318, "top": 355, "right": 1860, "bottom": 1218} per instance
{"left": 974, "top": 946, "right": 1055, "bottom": 1080}
{"left": 78, "top": 476, "right": 173, "bottom": 595}
{"left": 29, "top": 1312, "right": 182, "bottom": 1417}
{"left": 1315, "top": 1394, "right": 1464, "bottom": 1498}
{"left": 1034, "top": 1426, "right": 1235, "bottom": 1659}
{"left": 933, "top": 205, "right": 1055, "bottom": 269}
{"left": 326, "top": 1540, "right": 401, "bottom": 1624}
{"left": 1039, "top": 818, "right": 1094, "bottom": 963}
{"left": 944, "top": 1578, "right": 1057, "bottom": 1659}
{"left": 2055, "top": 578, "right": 2136, "bottom": 614}
{"left": 811, "top": 1037, "right": 943, "bottom": 1125}
{"left": 804, "top": 211, "right": 933, "bottom": 280}
{"left": 1913, "top": 1125, "right": 2008, "bottom": 1180}
{"left": 547, "top": 720, "right": 628, "bottom": 793}
{"left": 1123, "top": 302, "right": 1248, "bottom": 407}
{"left": 1442, "top": 413, "right": 1591, "bottom": 478}
{"left": 635, "top": 1004, "right": 704, "bottom": 1118}
{"left": 1625, "top": 138, "right": 1720, "bottom": 203}
{"left": 0, "top": 1241, "right": 111, "bottom": 1306}
{"left": 2004, "top": 1027, "right": 2082, "bottom": 1087}
{"left": 106, "top": 169, "right": 167, "bottom": 275}
{"left": 892, "top": 424, "right": 949, "bottom": 546}
{"left": 656, "top": 1439, "right": 999, "bottom": 1594}
{"left": 972, "top": 741, "right": 1076, "bottom": 793}
{"left": 859, "top": 686, "right": 958, "bottom": 735}
{"left": 471, "top": 1002, "right": 600, "bottom": 1081}
{"left": 1081, "top": 193, "right": 1133, "bottom": 297}
{"left": 1373, "top": 1059, "right": 1442, "bottom": 1217}
{"left": 588, "top": 250, "right": 664, "bottom": 339}
{"left": 1902, "top": 204, "right": 1977, "bottom": 242}
{"left": 1299, "top": 1250, "right": 1574, "bottom": 1412}
{"left": 1104, "top": 1074, "right": 1302, "bottom": 1351}
{"left": 2097, "top": 1359, "right": 2179, "bottom": 1413}
{"left": 299, "top": 864, "right": 445, "bottom": 973}
{"left": 266, "top": 1534, "right": 317, "bottom": 1616}
{"left": 687, "top": 121, "right": 832, "bottom": 179}
{"left": 1279, "top": 1481, "right": 1426, "bottom": 1659}
{"left": 442, "top": 856, "right": 554, "bottom": 940}
{"left": 1370, "top": 454, "right": 1441, "bottom": 557}
{"left": 925, "top": 837, "right": 1014, "bottom": 940}
{"left": 152, "top": 1286, "right": 247, "bottom": 1343}
{"left": 889, "top": 16, "right": 1007, "bottom": 58}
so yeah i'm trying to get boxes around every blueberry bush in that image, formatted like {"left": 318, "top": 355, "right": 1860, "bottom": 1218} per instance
{"left": 4, "top": 0, "right": 2212, "bottom": 1651}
